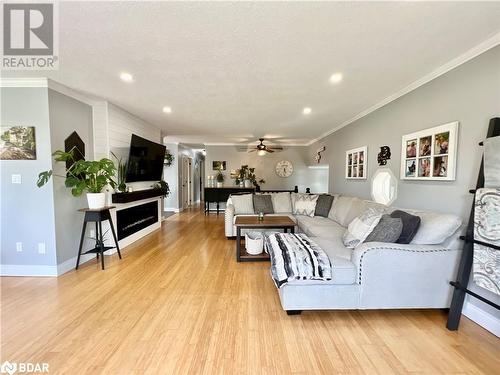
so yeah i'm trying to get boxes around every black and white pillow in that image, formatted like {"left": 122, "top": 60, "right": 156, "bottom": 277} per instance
{"left": 293, "top": 194, "right": 319, "bottom": 217}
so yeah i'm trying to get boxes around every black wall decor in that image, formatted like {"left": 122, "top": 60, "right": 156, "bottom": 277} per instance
{"left": 377, "top": 146, "right": 391, "bottom": 166}
{"left": 64, "top": 131, "right": 85, "bottom": 171}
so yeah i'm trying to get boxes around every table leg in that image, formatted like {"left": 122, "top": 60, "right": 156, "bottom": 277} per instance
{"left": 291, "top": 226, "right": 295, "bottom": 234}
{"left": 216, "top": 201, "right": 220, "bottom": 215}
{"left": 236, "top": 227, "right": 241, "bottom": 262}
{"left": 108, "top": 217, "right": 122, "bottom": 260}
{"left": 75, "top": 220, "right": 87, "bottom": 270}
{"left": 98, "top": 220, "right": 105, "bottom": 270}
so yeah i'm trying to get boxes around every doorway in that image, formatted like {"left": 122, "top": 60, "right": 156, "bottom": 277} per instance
{"left": 181, "top": 156, "right": 192, "bottom": 210}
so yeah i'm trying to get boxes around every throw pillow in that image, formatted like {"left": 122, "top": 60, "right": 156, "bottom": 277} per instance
{"left": 342, "top": 208, "right": 383, "bottom": 249}
{"left": 253, "top": 195, "right": 274, "bottom": 214}
{"left": 270, "top": 192, "right": 292, "bottom": 213}
{"left": 293, "top": 194, "right": 319, "bottom": 217}
{"left": 364, "top": 214, "right": 403, "bottom": 243}
{"left": 315, "top": 194, "right": 335, "bottom": 217}
{"left": 390, "top": 210, "right": 421, "bottom": 244}
{"left": 230, "top": 194, "right": 254, "bottom": 214}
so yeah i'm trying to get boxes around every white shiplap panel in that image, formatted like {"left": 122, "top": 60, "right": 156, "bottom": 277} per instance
{"left": 107, "top": 103, "right": 161, "bottom": 150}
{"left": 92, "top": 102, "right": 109, "bottom": 159}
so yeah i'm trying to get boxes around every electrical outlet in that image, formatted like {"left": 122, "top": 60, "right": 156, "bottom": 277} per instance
{"left": 11, "top": 174, "right": 22, "bottom": 184}
{"left": 16, "top": 242, "right": 23, "bottom": 252}
{"left": 38, "top": 243, "right": 46, "bottom": 254}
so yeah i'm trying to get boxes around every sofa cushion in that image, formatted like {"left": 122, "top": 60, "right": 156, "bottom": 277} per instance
{"left": 410, "top": 211, "right": 462, "bottom": 245}
{"left": 293, "top": 194, "right": 319, "bottom": 217}
{"left": 315, "top": 194, "right": 335, "bottom": 217}
{"left": 391, "top": 210, "right": 421, "bottom": 244}
{"left": 296, "top": 216, "right": 345, "bottom": 238}
{"left": 270, "top": 192, "right": 292, "bottom": 213}
{"left": 343, "top": 208, "right": 383, "bottom": 248}
{"left": 364, "top": 214, "right": 403, "bottom": 243}
{"left": 230, "top": 194, "right": 254, "bottom": 214}
{"left": 329, "top": 196, "right": 366, "bottom": 227}
{"left": 253, "top": 194, "right": 274, "bottom": 214}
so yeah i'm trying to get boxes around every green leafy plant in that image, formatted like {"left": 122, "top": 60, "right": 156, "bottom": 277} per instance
{"left": 164, "top": 151, "right": 175, "bottom": 167}
{"left": 152, "top": 180, "right": 170, "bottom": 197}
{"left": 110, "top": 151, "right": 127, "bottom": 192}
{"left": 233, "top": 165, "right": 264, "bottom": 186}
{"left": 37, "top": 149, "right": 116, "bottom": 196}
{"left": 216, "top": 169, "right": 225, "bottom": 183}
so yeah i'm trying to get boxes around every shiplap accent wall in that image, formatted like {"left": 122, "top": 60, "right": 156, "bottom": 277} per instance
{"left": 107, "top": 103, "right": 161, "bottom": 149}
{"left": 92, "top": 102, "right": 109, "bottom": 159}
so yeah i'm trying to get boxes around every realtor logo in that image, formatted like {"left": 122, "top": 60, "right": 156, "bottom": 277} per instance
{"left": 0, "top": 361, "right": 17, "bottom": 375}
{"left": 2, "top": 2, "right": 58, "bottom": 69}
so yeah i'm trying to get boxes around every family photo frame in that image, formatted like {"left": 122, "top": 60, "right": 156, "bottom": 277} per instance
{"left": 345, "top": 146, "right": 367, "bottom": 179}
{"left": 400, "top": 121, "right": 459, "bottom": 181}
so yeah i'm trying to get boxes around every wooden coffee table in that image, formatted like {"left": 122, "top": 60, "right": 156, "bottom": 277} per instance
{"left": 235, "top": 216, "right": 295, "bottom": 262}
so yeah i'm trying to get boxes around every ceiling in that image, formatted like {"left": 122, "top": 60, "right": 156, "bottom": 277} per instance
{"left": 5, "top": 1, "right": 500, "bottom": 145}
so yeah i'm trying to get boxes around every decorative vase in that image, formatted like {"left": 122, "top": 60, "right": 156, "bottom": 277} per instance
{"left": 216, "top": 182, "right": 223, "bottom": 187}
{"left": 244, "top": 179, "right": 252, "bottom": 188}
{"left": 87, "top": 192, "right": 106, "bottom": 209}
{"left": 239, "top": 182, "right": 244, "bottom": 187}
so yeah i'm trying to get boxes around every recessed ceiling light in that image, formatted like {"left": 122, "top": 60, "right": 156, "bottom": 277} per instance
{"left": 120, "top": 72, "right": 133, "bottom": 82}
{"left": 162, "top": 106, "right": 172, "bottom": 114}
{"left": 329, "top": 73, "right": 343, "bottom": 84}
{"left": 302, "top": 107, "right": 312, "bottom": 115}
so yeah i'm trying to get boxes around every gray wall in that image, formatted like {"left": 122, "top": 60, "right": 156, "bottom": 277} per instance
{"left": 205, "top": 145, "right": 328, "bottom": 192}
{"left": 1, "top": 87, "right": 57, "bottom": 267}
{"left": 48, "top": 89, "right": 94, "bottom": 265}
{"left": 308, "top": 46, "right": 500, "bottom": 320}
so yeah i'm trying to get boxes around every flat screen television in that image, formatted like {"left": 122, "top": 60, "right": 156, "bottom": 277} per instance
{"left": 125, "top": 134, "right": 166, "bottom": 182}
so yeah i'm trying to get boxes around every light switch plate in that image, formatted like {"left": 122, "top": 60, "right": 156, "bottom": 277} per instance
{"left": 11, "top": 174, "right": 22, "bottom": 184}
{"left": 38, "top": 243, "right": 46, "bottom": 254}
{"left": 16, "top": 242, "right": 23, "bottom": 252}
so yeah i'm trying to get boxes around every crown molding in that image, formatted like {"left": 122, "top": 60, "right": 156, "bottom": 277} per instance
{"left": 306, "top": 31, "right": 500, "bottom": 146}
{"left": 0, "top": 77, "right": 48, "bottom": 87}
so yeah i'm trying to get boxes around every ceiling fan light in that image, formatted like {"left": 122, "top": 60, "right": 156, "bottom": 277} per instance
{"left": 257, "top": 150, "right": 267, "bottom": 156}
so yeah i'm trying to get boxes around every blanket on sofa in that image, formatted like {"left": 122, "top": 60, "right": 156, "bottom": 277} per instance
{"left": 265, "top": 233, "right": 332, "bottom": 288}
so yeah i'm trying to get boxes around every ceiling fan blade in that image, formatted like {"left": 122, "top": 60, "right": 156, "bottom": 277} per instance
{"left": 266, "top": 149, "right": 275, "bottom": 153}
{"left": 268, "top": 146, "right": 283, "bottom": 151}
{"left": 248, "top": 149, "right": 257, "bottom": 153}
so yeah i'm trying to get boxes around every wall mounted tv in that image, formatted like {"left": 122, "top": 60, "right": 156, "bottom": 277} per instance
{"left": 125, "top": 134, "right": 166, "bottom": 182}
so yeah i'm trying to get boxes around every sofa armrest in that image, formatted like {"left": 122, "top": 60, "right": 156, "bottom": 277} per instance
{"left": 352, "top": 242, "right": 459, "bottom": 284}
{"left": 225, "top": 204, "right": 235, "bottom": 237}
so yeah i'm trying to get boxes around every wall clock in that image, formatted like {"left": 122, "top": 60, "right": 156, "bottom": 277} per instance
{"left": 276, "top": 160, "right": 293, "bottom": 177}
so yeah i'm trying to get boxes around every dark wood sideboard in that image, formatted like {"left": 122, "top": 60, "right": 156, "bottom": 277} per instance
{"left": 204, "top": 187, "right": 255, "bottom": 215}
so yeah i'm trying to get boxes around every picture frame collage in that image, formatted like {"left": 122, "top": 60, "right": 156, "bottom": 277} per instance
{"left": 400, "top": 121, "right": 458, "bottom": 181}
{"left": 345, "top": 146, "right": 367, "bottom": 179}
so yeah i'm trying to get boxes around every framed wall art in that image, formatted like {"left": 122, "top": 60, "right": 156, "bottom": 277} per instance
{"left": 400, "top": 121, "right": 459, "bottom": 181}
{"left": 0, "top": 126, "right": 37, "bottom": 160}
{"left": 345, "top": 146, "right": 367, "bottom": 179}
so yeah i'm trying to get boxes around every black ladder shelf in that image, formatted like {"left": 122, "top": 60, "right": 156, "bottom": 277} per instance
{"left": 446, "top": 117, "right": 500, "bottom": 330}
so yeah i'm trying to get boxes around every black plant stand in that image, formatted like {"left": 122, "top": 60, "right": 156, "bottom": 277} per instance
{"left": 76, "top": 206, "right": 121, "bottom": 270}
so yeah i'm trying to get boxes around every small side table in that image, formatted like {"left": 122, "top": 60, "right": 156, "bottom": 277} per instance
{"left": 76, "top": 206, "right": 121, "bottom": 270}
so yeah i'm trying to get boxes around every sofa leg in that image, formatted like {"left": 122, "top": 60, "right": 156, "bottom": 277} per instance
{"left": 286, "top": 310, "right": 302, "bottom": 316}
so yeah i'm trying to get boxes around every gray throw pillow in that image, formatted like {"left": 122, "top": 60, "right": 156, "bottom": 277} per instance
{"left": 364, "top": 214, "right": 403, "bottom": 243}
{"left": 253, "top": 195, "right": 274, "bottom": 214}
{"left": 314, "top": 194, "right": 335, "bottom": 217}
{"left": 390, "top": 210, "right": 421, "bottom": 244}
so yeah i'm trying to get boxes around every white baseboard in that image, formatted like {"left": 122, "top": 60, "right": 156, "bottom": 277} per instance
{"left": 164, "top": 207, "right": 180, "bottom": 212}
{"left": 462, "top": 300, "right": 500, "bottom": 337}
{"left": 56, "top": 254, "right": 95, "bottom": 276}
{"left": 1, "top": 264, "right": 58, "bottom": 277}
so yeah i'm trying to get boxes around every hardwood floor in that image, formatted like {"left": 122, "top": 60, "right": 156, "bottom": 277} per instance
{"left": 1, "top": 206, "right": 499, "bottom": 374}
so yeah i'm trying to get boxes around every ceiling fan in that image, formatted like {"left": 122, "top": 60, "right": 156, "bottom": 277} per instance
{"left": 246, "top": 138, "right": 283, "bottom": 155}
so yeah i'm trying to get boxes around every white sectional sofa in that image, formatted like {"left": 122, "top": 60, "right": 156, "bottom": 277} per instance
{"left": 225, "top": 193, "right": 463, "bottom": 313}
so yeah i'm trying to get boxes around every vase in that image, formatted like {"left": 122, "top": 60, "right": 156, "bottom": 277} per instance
{"left": 216, "top": 182, "right": 223, "bottom": 188}
{"left": 244, "top": 180, "right": 252, "bottom": 188}
{"left": 87, "top": 193, "right": 106, "bottom": 209}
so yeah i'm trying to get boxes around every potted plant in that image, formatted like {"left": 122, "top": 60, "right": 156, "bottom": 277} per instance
{"left": 152, "top": 180, "right": 170, "bottom": 197}
{"left": 216, "top": 169, "right": 225, "bottom": 187}
{"left": 111, "top": 151, "right": 127, "bottom": 193}
{"left": 37, "top": 149, "right": 116, "bottom": 209}
{"left": 164, "top": 151, "right": 175, "bottom": 167}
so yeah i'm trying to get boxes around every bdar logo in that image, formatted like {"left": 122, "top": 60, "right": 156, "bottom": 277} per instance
{"left": 0, "top": 361, "right": 17, "bottom": 375}
{"left": 3, "top": 3, "right": 54, "bottom": 55}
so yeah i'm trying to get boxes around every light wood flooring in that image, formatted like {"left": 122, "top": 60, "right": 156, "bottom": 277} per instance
{"left": 1, "top": 206, "right": 499, "bottom": 374}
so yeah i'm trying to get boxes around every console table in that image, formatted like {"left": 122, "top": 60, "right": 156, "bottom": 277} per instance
{"left": 204, "top": 187, "right": 255, "bottom": 215}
